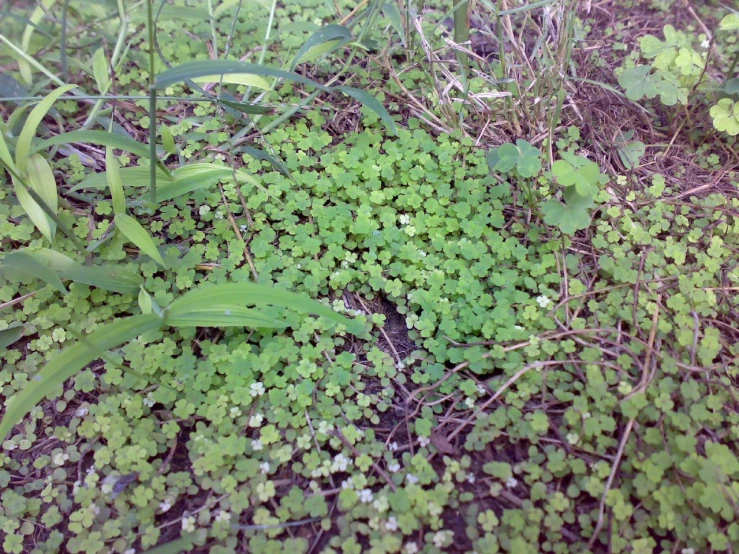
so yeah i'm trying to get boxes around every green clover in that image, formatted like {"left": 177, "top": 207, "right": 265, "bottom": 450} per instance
{"left": 710, "top": 99, "right": 739, "bottom": 136}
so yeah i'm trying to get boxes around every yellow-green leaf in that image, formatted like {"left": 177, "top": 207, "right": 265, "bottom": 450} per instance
{"left": 13, "top": 175, "right": 54, "bottom": 242}
{"left": 191, "top": 74, "right": 271, "bottom": 90}
{"left": 1, "top": 251, "right": 66, "bottom": 293}
{"left": 19, "top": 0, "right": 59, "bottom": 85}
{"left": 92, "top": 47, "right": 110, "bottom": 93}
{"left": 160, "top": 125, "right": 175, "bottom": 155}
{"left": 16, "top": 83, "right": 77, "bottom": 171}
{"left": 114, "top": 213, "right": 166, "bottom": 267}
{"left": 106, "top": 147, "right": 126, "bottom": 214}
{"left": 0, "top": 314, "right": 163, "bottom": 441}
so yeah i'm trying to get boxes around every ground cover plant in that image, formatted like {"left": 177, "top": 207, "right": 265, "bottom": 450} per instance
{"left": 0, "top": 0, "right": 738, "bottom": 553}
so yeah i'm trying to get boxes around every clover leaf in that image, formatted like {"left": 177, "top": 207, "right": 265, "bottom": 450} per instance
{"left": 487, "top": 139, "right": 541, "bottom": 178}
{"left": 541, "top": 188, "right": 594, "bottom": 235}
{"left": 618, "top": 66, "right": 687, "bottom": 106}
{"left": 720, "top": 13, "right": 739, "bottom": 31}
{"left": 615, "top": 130, "right": 645, "bottom": 169}
{"left": 552, "top": 152, "right": 607, "bottom": 196}
{"left": 710, "top": 99, "right": 739, "bottom": 136}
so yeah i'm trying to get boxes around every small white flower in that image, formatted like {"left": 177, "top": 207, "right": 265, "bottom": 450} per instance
{"left": 341, "top": 478, "right": 354, "bottom": 490}
{"left": 124, "top": 549, "right": 136, "bottom": 554}
{"left": 252, "top": 439, "right": 263, "bottom": 451}
{"left": 181, "top": 516, "right": 196, "bottom": 532}
{"left": 389, "top": 442, "right": 399, "bottom": 452}
{"left": 239, "top": 224, "right": 248, "bottom": 232}
{"left": 582, "top": 412, "right": 591, "bottom": 420}
{"left": 75, "top": 406, "right": 89, "bottom": 417}
{"left": 385, "top": 516, "right": 398, "bottom": 531}
{"left": 332, "top": 453, "right": 350, "bottom": 472}
{"left": 566, "top": 433, "right": 579, "bottom": 445}
{"left": 86, "top": 467, "right": 95, "bottom": 475}
{"left": 359, "top": 489, "right": 374, "bottom": 503}
{"left": 432, "top": 531, "right": 448, "bottom": 548}
{"left": 143, "top": 393, "right": 155, "bottom": 408}
{"left": 406, "top": 473, "right": 419, "bottom": 484}
{"left": 465, "top": 397, "right": 475, "bottom": 409}
{"left": 477, "top": 385, "right": 486, "bottom": 395}
{"left": 405, "top": 225, "right": 416, "bottom": 237}
{"left": 249, "top": 413, "right": 264, "bottom": 427}
{"left": 72, "top": 480, "right": 81, "bottom": 495}
{"left": 259, "top": 462, "right": 270, "bottom": 474}
{"left": 418, "top": 251, "right": 427, "bottom": 257}
{"left": 700, "top": 39, "right": 710, "bottom": 49}
{"left": 198, "top": 205, "right": 211, "bottom": 216}
{"left": 53, "top": 452, "right": 69, "bottom": 466}
{"left": 505, "top": 476, "right": 518, "bottom": 488}
{"left": 230, "top": 406, "right": 242, "bottom": 417}
{"left": 214, "top": 211, "right": 224, "bottom": 220}
{"left": 215, "top": 510, "right": 231, "bottom": 524}
{"left": 418, "top": 436, "right": 430, "bottom": 448}
{"left": 467, "top": 473, "right": 476, "bottom": 484}
{"left": 250, "top": 382, "right": 265, "bottom": 397}
{"left": 514, "top": 325, "right": 524, "bottom": 331}
{"left": 399, "top": 214, "right": 411, "bottom": 225}
{"left": 388, "top": 462, "right": 401, "bottom": 473}
{"left": 536, "top": 295, "right": 552, "bottom": 308}
{"left": 682, "top": 549, "right": 696, "bottom": 554}
{"left": 159, "top": 500, "right": 172, "bottom": 513}
{"left": 404, "top": 543, "right": 419, "bottom": 554}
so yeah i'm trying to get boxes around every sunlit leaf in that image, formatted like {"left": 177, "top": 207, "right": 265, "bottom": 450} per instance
{"left": 335, "top": 86, "right": 397, "bottom": 135}
{"left": 34, "top": 130, "right": 150, "bottom": 159}
{"left": 106, "top": 147, "right": 126, "bottom": 214}
{"left": 114, "top": 213, "right": 166, "bottom": 267}
{"left": 16, "top": 83, "right": 77, "bottom": 171}
{"left": 291, "top": 24, "right": 352, "bottom": 70}
{"left": 1, "top": 251, "right": 66, "bottom": 293}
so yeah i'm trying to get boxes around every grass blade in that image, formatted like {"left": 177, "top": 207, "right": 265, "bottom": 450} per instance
{"left": 16, "top": 84, "right": 77, "bottom": 171}
{"left": 59, "top": 264, "right": 143, "bottom": 295}
{"left": 106, "top": 148, "right": 126, "bottom": 214}
{"left": 335, "top": 86, "right": 397, "bottom": 134}
{"left": 290, "top": 24, "right": 353, "bottom": 70}
{"left": 192, "top": 74, "right": 271, "bottom": 89}
{"left": 0, "top": 325, "right": 24, "bottom": 351}
{"left": 0, "top": 314, "right": 163, "bottom": 441}
{"left": 1, "top": 251, "right": 66, "bottom": 293}
{"left": 166, "top": 305, "right": 286, "bottom": 328}
{"left": 218, "top": 99, "right": 271, "bottom": 115}
{"left": 114, "top": 213, "right": 166, "bottom": 267}
{"left": 25, "top": 154, "right": 59, "bottom": 239}
{"left": 92, "top": 47, "right": 110, "bottom": 93}
{"left": 167, "top": 283, "right": 360, "bottom": 333}
{"left": 154, "top": 60, "right": 330, "bottom": 91}
{"left": 154, "top": 164, "right": 262, "bottom": 202}
{"left": 141, "top": 537, "right": 193, "bottom": 554}
{"left": 18, "top": 0, "right": 60, "bottom": 85}
{"left": 13, "top": 176, "right": 55, "bottom": 243}
{"left": 71, "top": 166, "right": 172, "bottom": 192}
{"left": 35, "top": 130, "right": 149, "bottom": 160}
{"left": 381, "top": 3, "right": 406, "bottom": 47}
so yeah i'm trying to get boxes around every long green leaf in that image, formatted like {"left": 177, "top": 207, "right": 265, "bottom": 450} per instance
{"left": 335, "top": 86, "right": 397, "bottom": 135}
{"left": 0, "top": 314, "right": 163, "bottom": 441}
{"left": 191, "top": 74, "right": 271, "bottom": 90}
{"left": 18, "top": 247, "right": 77, "bottom": 272}
{"left": 92, "top": 47, "right": 110, "bottom": 93}
{"left": 115, "top": 213, "right": 166, "bottom": 267}
{"left": 154, "top": 60, "right": 330, "bottom": 91}
{"left": 166, "top": 305, "right": 286, "bottom": 328}
{"left": 59, "top": 264, "right": 143, "bottom": 295}
{"left": 106, "top": 148, "right": 126, "bottom": 214}
{"left": 71, "top": 166, "right": 172, "bottom": 192}
{"left": 34, "top": 130, "right": 150, "bottom": 159}
{"left": 18, "top": 0, "right": 59, "bottom": 85}
{"left": 167, "top": 283, "right": 360, "bottom": 332}
{"left": 16, "top": 84, "right": 77, "bottom": 171}
{"left": 382, "top": 3, "right": 406, "bottom": 47}
{"left": 0, "top": 119, "right": 15, "bottom": 171}
{"left": 154, "top": 164, "right": 262, "bottom": 202}
{"left": 290, "top": 24, "right": 353, "bottom": 70}
{"left": 0, "top": 325, "right": 24, "bottom": 351}
{"left": 218, "top": 99, "right": 271, "bottom": 115}
{"left": 23, "top": 154, "right": 58, "bottom": 240}
{"left": 1, "top": 251, "right": 66, "bottom": 293}
{"left": 13, "top": 176, "right": 55, "bottom": 242}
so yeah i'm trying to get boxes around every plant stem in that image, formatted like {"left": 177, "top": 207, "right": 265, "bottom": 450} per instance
{"left": 146, "top": 0, "right": 157, "bottom": 206}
